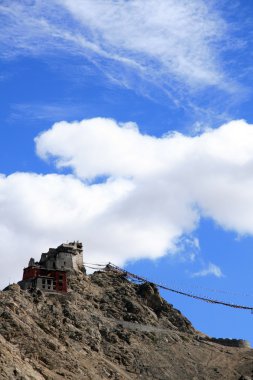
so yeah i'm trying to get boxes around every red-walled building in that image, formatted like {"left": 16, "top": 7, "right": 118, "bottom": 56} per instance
{"left": 20, "top": 266, "right": 67, "bottom": 293}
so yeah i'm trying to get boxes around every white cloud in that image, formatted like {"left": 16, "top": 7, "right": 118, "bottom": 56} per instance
{"left": 36, "top": 117, "right": 253, "bottom": 236}
{"left": 57, "top": 0, "right": 226, "bottom": 88}
{"left": 192, "top": 263, "right": 224, "bottom": 278}
{"left": 9, "top": 103, "right": 84, "bottom": 122}
{"left": 0, "top": 0, "right": 229, "bottom": 91}
{"left": 2, "top": 117, "right": 253, "bottom": 288}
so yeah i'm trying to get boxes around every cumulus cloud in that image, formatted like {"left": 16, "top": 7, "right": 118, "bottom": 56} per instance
{"left": 0, "top": 0, "right": 229, "bottom": 91}
{"left": 1, "top": 117, "right": 253, "bottom": 288}
{"left": 35, "top": 117, "right": 253, "bottom": 237}
{"left": 192, "top": 263, "right": 224, "bottom": 278}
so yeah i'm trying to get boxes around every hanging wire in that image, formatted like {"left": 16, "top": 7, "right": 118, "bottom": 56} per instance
{"left": 91, "top": 262, "right": 253, "bottom": 312}
{"left": 84, "top": 265, "right": 105, "bottom": 270}
{"left": 83, "top": 261, "right": 253, "bottom": 311}
{"left": 159, "top": 278, "right": 253, "bottom": 298}
{"left": 84, "top": 262, "right": 108, "bottom": 266}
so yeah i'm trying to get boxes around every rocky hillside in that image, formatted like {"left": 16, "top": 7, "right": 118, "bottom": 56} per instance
{"left": 0, "top": 269, "right": 253, "bottom": 380}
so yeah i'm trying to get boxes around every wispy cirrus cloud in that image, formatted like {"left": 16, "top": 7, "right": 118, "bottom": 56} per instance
{"left": 0, "top": 0, "right": 233, "bottom": 96}
{"left": 8, "top": 103, "right": 86, "bottom": 123}
{"left": 58, "top": 0, "right": 227, "bottom": 89}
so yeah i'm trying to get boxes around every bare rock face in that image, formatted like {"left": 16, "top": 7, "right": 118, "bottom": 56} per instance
{"left": 0, "top": 270, "right": 252, "bottom": 380}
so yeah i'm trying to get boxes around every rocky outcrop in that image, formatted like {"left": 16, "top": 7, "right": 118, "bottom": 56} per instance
{"left": 0, "top": 270, "right": 252, "bottom": 379}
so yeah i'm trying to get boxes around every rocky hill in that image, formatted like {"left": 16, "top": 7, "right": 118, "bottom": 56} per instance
{"left": 0, "top": 269, "right": 253, "bottom": 380}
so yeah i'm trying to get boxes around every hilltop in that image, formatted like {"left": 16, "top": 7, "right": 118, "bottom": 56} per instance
{"left": 0, "top": 269, "right": 253, "bottom": 380}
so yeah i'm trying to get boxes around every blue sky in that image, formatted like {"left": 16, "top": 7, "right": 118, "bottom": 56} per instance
{"left": 1, "top": 0, "right": 253, "bottom": 344}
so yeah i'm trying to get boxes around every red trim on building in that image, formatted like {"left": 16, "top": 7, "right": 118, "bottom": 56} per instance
{"left": 22, "top": 266, "right": 67, "bottom": 292}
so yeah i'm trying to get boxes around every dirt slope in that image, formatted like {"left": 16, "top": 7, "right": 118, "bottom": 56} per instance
{"left": 0, "top": 269, "right": 252, "bottom": 380}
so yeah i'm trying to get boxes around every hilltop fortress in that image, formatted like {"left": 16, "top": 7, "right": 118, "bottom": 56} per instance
{"left": 18, "top": 241, "right": 83, "bottom": 293}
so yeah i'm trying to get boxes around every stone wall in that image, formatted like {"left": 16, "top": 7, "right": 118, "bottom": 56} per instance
{"left": 208, "top": 337, "right": 251, "bottom": 348}
{"left": 40, "top": 242, "right": 84, "bottom": 272}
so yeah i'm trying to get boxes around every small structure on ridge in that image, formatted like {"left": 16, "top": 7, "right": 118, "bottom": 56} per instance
{"left": 18, "top": 241, "right": 83, "bottom": 293}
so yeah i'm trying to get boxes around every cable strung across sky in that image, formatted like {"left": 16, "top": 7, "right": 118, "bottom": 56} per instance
{"left": 84, "top": 262, "right": 253, "bottom": 312}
